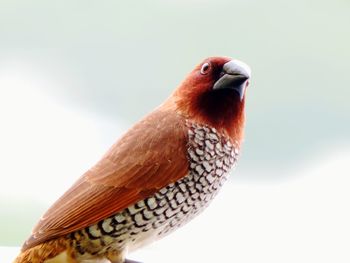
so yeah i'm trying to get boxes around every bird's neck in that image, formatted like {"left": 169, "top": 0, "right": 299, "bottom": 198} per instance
{"left": 161, "top": 95, "right": 245, "bottom": 144}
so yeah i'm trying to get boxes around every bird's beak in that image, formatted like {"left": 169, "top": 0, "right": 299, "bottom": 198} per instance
{"left": 213, "top": 60, "right": 251, "bottom": 101}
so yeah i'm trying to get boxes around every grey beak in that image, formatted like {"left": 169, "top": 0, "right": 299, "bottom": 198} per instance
{"left": 213, "top": 60, "right": 251, "bottom": 100}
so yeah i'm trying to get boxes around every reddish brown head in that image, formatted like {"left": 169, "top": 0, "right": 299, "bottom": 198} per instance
{"left": 172, "top": 56, "right": 251, "bottom": 142}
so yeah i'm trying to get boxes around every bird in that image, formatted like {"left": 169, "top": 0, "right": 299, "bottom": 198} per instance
{"left": 14, "top": 56, "right": 251, "bottom": 263}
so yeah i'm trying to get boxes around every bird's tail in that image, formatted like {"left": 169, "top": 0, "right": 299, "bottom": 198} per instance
{"left": 13, "top": 237, "right": 71, "bottom": 263}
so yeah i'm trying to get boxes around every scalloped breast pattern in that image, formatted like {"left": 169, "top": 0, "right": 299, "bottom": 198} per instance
{"left": 70, "top": 121, "right": 239, "bottom": 259}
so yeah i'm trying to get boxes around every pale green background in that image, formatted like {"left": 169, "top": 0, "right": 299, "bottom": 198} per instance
{"left": 0, "top": 0, "right": 349, "bottom": 249}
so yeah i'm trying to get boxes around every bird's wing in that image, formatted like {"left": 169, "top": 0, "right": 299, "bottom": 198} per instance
{"left": 23, "top": 109, "right": 189, "bottom": 250}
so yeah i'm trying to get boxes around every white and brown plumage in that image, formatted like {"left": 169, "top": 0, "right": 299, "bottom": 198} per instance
{"left": 14, "top": 56, "right": 251, "bottom": 263}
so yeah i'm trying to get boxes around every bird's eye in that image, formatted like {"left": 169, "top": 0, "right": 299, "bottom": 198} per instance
{"left": 200, "top": 62, "right": 211, "bottom": 75}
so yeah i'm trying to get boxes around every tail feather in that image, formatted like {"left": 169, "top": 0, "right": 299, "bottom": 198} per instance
{"left": 13, "top": 238, "right": 70, "bottom": 263}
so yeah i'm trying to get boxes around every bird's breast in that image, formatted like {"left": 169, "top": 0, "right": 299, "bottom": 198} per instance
{"left": 70, "top": 121, "right": 240, "bottom": 260}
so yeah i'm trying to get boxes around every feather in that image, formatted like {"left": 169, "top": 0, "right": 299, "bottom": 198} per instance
{"left": 23, "top": 108, "right": 189, "bottom": 250}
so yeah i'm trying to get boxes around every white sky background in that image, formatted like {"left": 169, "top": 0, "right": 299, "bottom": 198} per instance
{"left": 0, "top": 58, "right": 126, "bottom": 203}
{"left": 1, "top": 1, "right": 350, "bottom": 261}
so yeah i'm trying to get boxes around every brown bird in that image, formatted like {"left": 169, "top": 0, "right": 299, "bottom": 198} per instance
{"left": 14, "top": 56, "right": 251, "bottom": 263}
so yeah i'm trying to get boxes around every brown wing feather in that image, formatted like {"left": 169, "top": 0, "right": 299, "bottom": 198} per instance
{"left": 23, "top": 108, "right": 189, "bottom": 250}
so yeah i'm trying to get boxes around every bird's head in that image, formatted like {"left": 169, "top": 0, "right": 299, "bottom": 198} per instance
{"left": 172, "top": 56, "right": 251, "bottom": 141}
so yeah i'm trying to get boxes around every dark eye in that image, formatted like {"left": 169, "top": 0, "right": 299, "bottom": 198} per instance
{"left": 200, "top": 62, "right": 211, "bottom": 75}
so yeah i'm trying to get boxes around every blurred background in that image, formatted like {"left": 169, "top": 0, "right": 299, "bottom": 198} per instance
{"left": 1, "top": 0, "right": 349, "bottom": 262}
